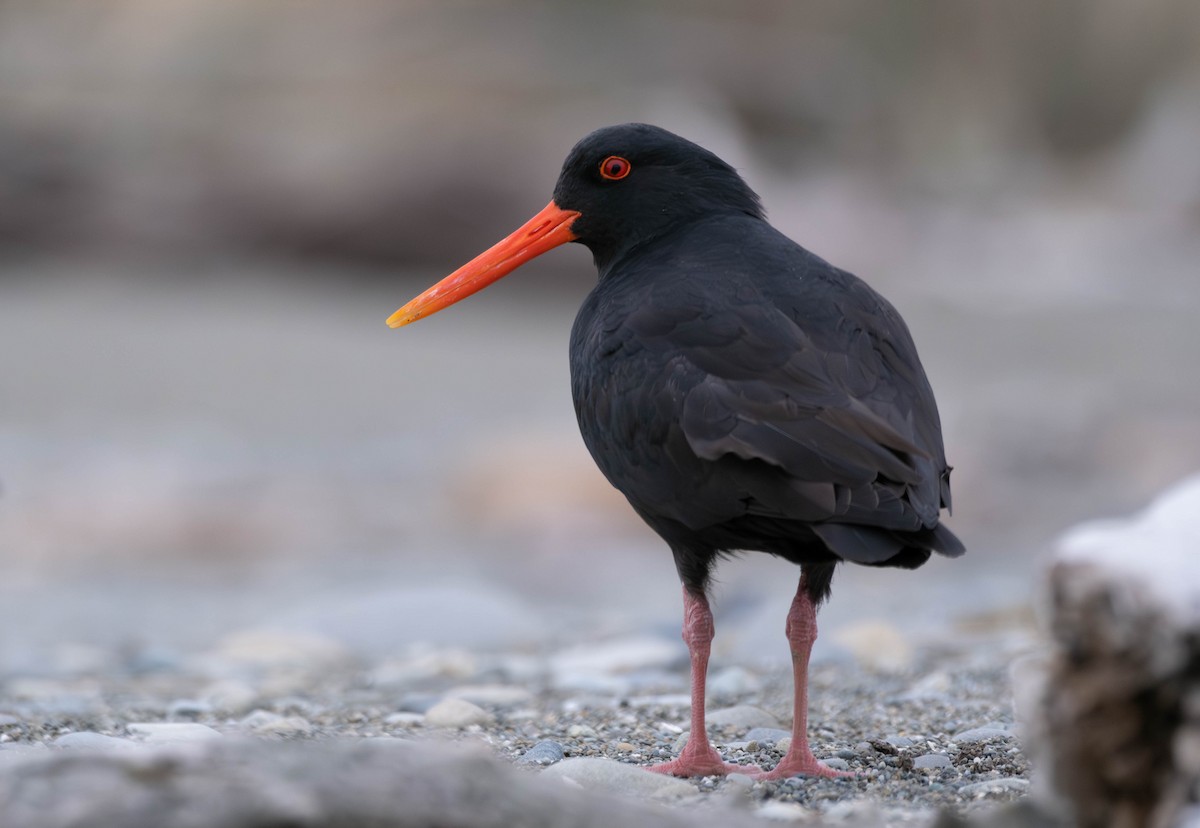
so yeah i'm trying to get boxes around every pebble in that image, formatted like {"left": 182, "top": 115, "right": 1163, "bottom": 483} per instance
{"left": 823, "top": 758, "right": 851, "bottom": 771}
{"left": 127, "top": 723, "right": 223, "bottom": 743}
{"left": 424, "top": 698, "right": 494, "bottom": 728}
{"left": 705, "top": 705, "right": 778, "bottom": 730}
{"left": 884, "top": 734, "right": 915, "bottom": 748}
{"left": 566, "top": 724, "right": 597, "bottom": 739}
{"left": 384, "top": 712, "right": 424, "bottom": 726}
{"left": 913, "top": 753, "right": 953, "bottom": 770}
{"left": 52, "top": 732, "right": 136, "bottom": 751}
{"left": 516, "top": 740, "right": 565, "bottom": 766}
{"left": 952, "top": 725, "right": 1014, "bottom": 744}
{"left": 541, "top": 757, "right": 698, "bottom": 801}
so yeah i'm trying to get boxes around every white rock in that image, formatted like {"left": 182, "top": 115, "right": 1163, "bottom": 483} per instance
{"left": 541, "top": 757, "right": 698, "bottom": 801}
{"left": 423, "top": 698, "right": 494, "bottom": 728}
{"left": 756, "top": 801, "right": 810, "bottom": 821}
{"left": 1035, "top": 474, "right": 1200, "bottom": 828}
{"left": 127, "top": 723, "right": 223, "bottom": 743}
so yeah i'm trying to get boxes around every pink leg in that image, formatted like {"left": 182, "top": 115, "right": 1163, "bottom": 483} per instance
{"left": 756, "top": 572, "right": 855, "bottom": 780}
{"left": 648, "top": 586, "right": 759, "bottom": 777}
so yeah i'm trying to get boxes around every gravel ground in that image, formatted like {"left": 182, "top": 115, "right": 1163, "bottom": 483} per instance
{"left": 0, "top": 617, "right": 1038, "bottom": 826}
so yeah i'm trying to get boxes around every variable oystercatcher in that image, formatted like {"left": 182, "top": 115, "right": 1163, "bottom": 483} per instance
{"left": 388, "top": 123, "right": 963, "bottom": 779}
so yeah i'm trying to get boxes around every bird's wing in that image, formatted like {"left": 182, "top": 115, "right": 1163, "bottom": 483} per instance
{"left": 622, "top": 270, "right": 949, "bottom": 534}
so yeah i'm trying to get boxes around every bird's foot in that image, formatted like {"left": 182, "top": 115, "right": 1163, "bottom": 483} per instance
{"left": 647, "top": 744, "right": 759, "bottom": 777}
{"left": 754, "top": 751, "right": 857, "bottom": 780}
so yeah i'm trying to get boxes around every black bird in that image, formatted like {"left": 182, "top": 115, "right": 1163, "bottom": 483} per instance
{"left": 388, "top": 124, "right": 963, "bottom": 779}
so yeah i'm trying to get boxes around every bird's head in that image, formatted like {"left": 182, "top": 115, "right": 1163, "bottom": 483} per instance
{"left": 387, "top": 123, "right": 762, "bottom": 328}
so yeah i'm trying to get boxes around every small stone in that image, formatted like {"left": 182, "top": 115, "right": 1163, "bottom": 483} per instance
{"left": 835, "top": 748, "right": 858, "bottom": 760}
{"left": 127, "top": 723, "right": 223, "bottom": 743}
{"left": 705, "top": 705, "right": 778, "bottom": 731}
{"left": 823, "top": 758, "right": 851, "bottom": 771}
{"left": 884, "top": 734, "right": 915, "bottom": 748}
{"left": 424, "top": 698, "right": 494, "bottom": 728}
{"left": 517, "top": 740, "right": 565, "bottom": 766}
{"left": 775, "top": 737, "right": 792, "bottom": 754}
{"left": 913, "top": 753, "right": 953, "bottom": 770}
{"left": 52, "top": 732, "right": 135, "bottom": 751}
{"left": 384, "top": 712, "right": 424, "bottom": 726}
{"left": 567, "top": 724, "right": 597, "bottom": 739}
{"left": 614, "top": 741, "right": 636, "bottom": 752}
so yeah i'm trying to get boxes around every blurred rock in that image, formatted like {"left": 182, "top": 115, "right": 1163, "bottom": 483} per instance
{"left": 540, "top": 757, "right": 698, "bottom": 802}
{"left": 423, "top": 698, "right": 493, "bottom": 729}
{"left": 830, "top": 620, "right": 913, "bottom": 673}
{"left": 127, "top": 723, "right": 222, "bottom": 744}
{"left": 704, "top": 705, "right": 778, "bottom": 731}
{"left": 0, "top": 740, "right": 740, "bottom": 828}
{"left": 1032, "top": 473, "right": 1200, "bottom": 828}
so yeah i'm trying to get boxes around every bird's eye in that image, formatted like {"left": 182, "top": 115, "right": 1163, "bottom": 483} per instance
{"left": 599, "top": 156, "right": 632, "bottom": 181}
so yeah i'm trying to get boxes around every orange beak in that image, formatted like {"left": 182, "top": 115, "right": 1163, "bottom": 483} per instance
{"left": 387, "top": 200, "right": 581, "bottom": 328}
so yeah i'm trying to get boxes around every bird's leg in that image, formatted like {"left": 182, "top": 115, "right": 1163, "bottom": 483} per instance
{"left": 648, "top": 585, "right": 758, "bottom": 777}
{"left": 756, "top": 571, "right": 855, "bottom": 780}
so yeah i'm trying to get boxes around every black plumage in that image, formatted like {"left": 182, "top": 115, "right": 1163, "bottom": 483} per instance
{"left": 389, "top": 123, "right": 962, "bottom": 778}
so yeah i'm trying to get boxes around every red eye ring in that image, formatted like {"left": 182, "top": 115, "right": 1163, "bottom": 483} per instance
{"left": 599, "top": 155, "right": 632, "bottom": 181}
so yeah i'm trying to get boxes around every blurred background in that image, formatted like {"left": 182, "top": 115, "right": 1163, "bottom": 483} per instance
{"left": 2, "top": 0, "right": 1199, "bottom": 675}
